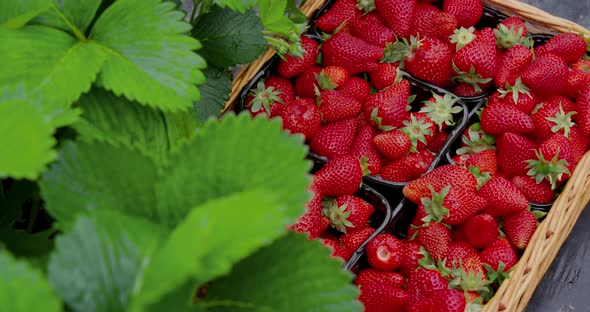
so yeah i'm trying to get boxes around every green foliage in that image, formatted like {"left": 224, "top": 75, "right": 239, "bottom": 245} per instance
{"left": 0, "top": 0, "right": 51, "bottom": 29}
{"left": 194, "top": 67, "right": 232, "bottom": 122}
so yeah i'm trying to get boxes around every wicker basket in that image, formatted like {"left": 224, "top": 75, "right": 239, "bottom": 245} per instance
{"left": 223, "top": 1, "right": 590, "bottom": 311}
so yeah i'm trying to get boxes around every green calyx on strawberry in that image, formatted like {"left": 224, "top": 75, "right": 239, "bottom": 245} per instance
{"left": 456, "top": 123, "right": 495, "bottom": 155}
{"left": 448, "top": 267, "right": 491, "bottom": 293}
{"left": 417, "top": 246, "right": 450, "bottom": 275}
{"left": 420, "top": 185, "right": 451, "bottom": 224}
{"left": 401, "top": 113, "right": 434, "bottom": 150}
{"left": 452, "top": 63, "right": 493, "bottom": 94}
{"left": 322, "top": 197, "right": 353, "bottom": 233}
{"left": 468, "top": 165, "right": 492, "bottom": 190}
{"left": 247, "top": 80, "right": 284, "bottom": 114}
{"left": 450, "top": 27, "right": 477, "bottom": 51}
{"left": 483, "top": 262, "right": 511, "bottom": 286}
{"left": 382, "top": 36, "right": 422, "bottom": 67}
{"left": 498, "top": 77, "right": 532, "bottom": 105}
{"left": 266, "top": 35, "right": 306, "bottom": 59}
{"left": 493, "top": 24, "right": 531, "bottom": 49}
{"left": 420, "top": 93, "right": 463, "bottom": 130}
{"left": 356, "top": 0, "right": 376, "bottom": 13}
{"left": 315, "top": 70, "right": 338, "bottom": 90}
{"left": 370, "top": 107, "right": 395, "bottom": 131}
{"left": 546, "top": 105, "right": 577, "bottom": 139}
{"left": 526, "top": 149, "right": 571, "bottom": 190}
{"left": 360, "top": 157, "right": 371, "bottom": 176}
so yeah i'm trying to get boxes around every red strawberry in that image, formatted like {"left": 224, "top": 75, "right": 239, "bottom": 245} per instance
{"left": 496, "top": 132, "right": 537, "bottom": 177}
{"left": 295, "top": 66, "right": 322, "bottom": 98}
{"left": 315, "top": 0, "right": 363, "bottom": 33}
{"left": 575, "top": 87, "right": 590, "bottom": 136}
{"left": 569, "top": 127, "right": 590, "bottom": 163}
{"left": 321, "top": 237, "right": 354, "bottom": 261}
{"left": 418, "top": 222, "right": 450, "bottom": 261}
{"left": 380, "top": 150, "right": 434, "bottom": 182}
{"left": 512, "top": 175, "right": 555, "bottom": 204}
{"left": 527, "top": 133, "right": 575, "bottom": 189}
{"left": 375, "top": 0, "right": 415, "bottom": 39}
{"left": 480, "top": 103, "right": 534, "bottom": 135}
{"left": 430, "top": 289, "right": 468, "bottom": 312}
{"left": 489, "top": 81, "right": 536, "bottom": 115}
{"left": 453, "top": 149, "right": 497, "bottom": 175}
{"left": 426, "top": 131, "right": 449, "bottom": 154}
{"left": 564, "top": 69, "right": 590, "bottom": 99}
{"left": 369, "top": 62, "right": 398, "bottom": 90}
{"left": 426, "top": 186, "right": 487, "bottom": 225}
{"left": 521, "top": 54, "right": 569, "bottom": 96}
{"left": 531, "top": 95, "right": 576, "bottom": 141}
{"left": 401, "top": 112, "right": 436, "bottom": 150}
{"left": 310, "top": 117, "right": 359, "bottom": 158}
{"left": 494, "top": 17, "right": 528, "bottom": 49}
{"left": 446, "top": 242, "right": 481, "bottom": 272}
{"left": 351, "top": 123, "right": 383, "bottom": 175}
{"left": 572, "top": 59, "right": 590, "bottom": 72}
{"left": 411, "top": 8, "right": 458, "bottom": 41}
{"left": 454, "top": 82, "right": 481, "bottom": 97}
{"left": 312, "top": 154, "right": 364, "bottom": 196}
{"left": 246, "top": 83, "right": 285, "bottom": 118}
{"left": 265, "top": 76, "right": 296, "bottom": 102}
{"left": 355, "top": 269, "right": 406, "bottom": 288}
{"left": 318, "top": 90, "right": 362, "bottom": 122}
{"left": 278, "top": 36, "right": 319, "bottom": 78}
{"left": 407, "top": 268, "right": 449, "bottom": 296}
{"left": 358, "top": 283, "right": 410, "bottom": 312}
{"left": 504, "top": 209, "right": 537, "bottom": 250}
{"left": 279, "top": 98, "right": 322, "bottom": 140}
{"left": 403, "top": 164, "right": 478, "bottom": 204}
{"left": 315, "top": 66, "right": 349, "bottom": 91}
{"left": 457, "top": 123, "right": 495, "bottom": 155}
{"left": 480, "top": 238, "right": 518, "bottom": 271}
{"left": 288, "top": 195, "right": 330, "bottom": 239}
{"left": 325, "top": 195, "right": 375, "bottom": 233}
{"left": 442, "top": 0, "right": 483, "bottom": 28}
{"left": 338, "top": 76, "right": 371, "bottom": 103}
{"left": 420, "top": 93, "right": 463, "bottom": 131}
{"left": 341, "top": 226, "right": 376, "bottom": 251}
{"left": 463, "top": 213, "right": 499, "bottom": 249}
{"left": 366, "top": 234, "right": 404, "bottom": 271}
{"left": 364, "top": 79, "right": 411, "bottom": 130}
{"left": 479, "top": 176, "right": 529, "bottom": 217}
{"left": 374, "top": 130, "right": 412, "bottom": 160}
{"left": 350, "top": 12, "right": 396, "bottom": 48}
{"left": 494, "top": 45, "right": 533, "bottom": 88}
{"left": 453, "top": 28, "right": 498, "bottom": 92}
{"left": 536, "top": 33, "right": 587, "bottom": 64}
{"left": 323, "top": 32, "right": 384, "bottom": 75}
{"left": 400, "top": 241, "right": 423, "bottom": 277}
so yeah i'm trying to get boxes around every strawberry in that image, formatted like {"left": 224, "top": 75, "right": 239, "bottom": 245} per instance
{"left": 351, "top": 123, "right": 383, "bottom": 174}
{"left": 504, "top": 209, "right": 537, "bottom": 250}
{"left": 449, "top": 26, "right": 477, "bottom": 53}
{"left": 512, "top": 175, "right": 555, "bottom": 204}
{"left": 403, "top": 164, "right": 478, "bottom": 204}
{"left": 530, "top": 95, "right": 577, "bottom": 141}
{"left": 338, "top": 76, "right": 371, "bottom": 103}
{"left": 494, "top": 45, "right": 533, "bottom": 88}
{"left": 349, "top": 12, "right": 396, "bottom": 48}
{"left": 564, "top": 69, "right": 590, "bottom": 99}
{"left": 417, "top": 222, "right": 450, "bottom": 261}
{"left": 422, "top": 186, "right": 486, "bottom": 225}
{"left": 521, "top": 54, "right": 569, "bottom": 96}
{"left": 400, "top": 241, "right": 423, "bottom": 277}
{"left": 369, "top": 62, "right": 398, "bottom": 90}
{"left": 265, "top": 76, "right": 296, "bottom": 103}
{"left": 527, "top": 133, "right": 574, "bottom": 189}
{"left": 411, "top": 7, "right": 458, "bottom": 41}
{"left": 479, "top": 176, "right": 529, "bottom": 217}
{"left": 246, "top": 83, "right": 285, "bottom": 118}
{"left": 380, "top": 150, "right": 434, "bottom": 182}
{"left": 279, "top": 98, "right": 322, "bottom": 140}
{"left": 366, "top": 234, "right": 404, "bottom": 271}
{"left": 312, "top": 154, "right": 365, "bottom": 196}
{"left": 456, "top": 123, "right": 495, "bottom": 155}
{"left": 318, "top": 89, "right": 362, "bottom": 122}
{"left": 341, "top": 226, "right": 376, "bottom": 251}
{"left": 401, "top": 112, "right": 436, "bottom": 150}
{"left": 375, "top": 0, "right": 415, "bottom": 39}
{"left": 575, "top": 87, "right": 590, "bottom": 136}
{"left": 374, "top": 130, "right": 412, "bottom": 160}
{"left": 364, "top": 79, "right": 411, "bottom": 130}
{"left": 358, "top": 283, "right": 410, "bottom": 312}
{"left": 430, "top": 289, "right": 468, "bottom": 312}
{"left": 480, "top": 103, "right": 534, "bottom": 135}
{"left": 480, "top": 238, "right": 518, "bottom": 272}
{"left": 572, "top": 59, "right": 590, "bottom": 72}
{"left": 419, "top": 93, "right": 463, "bottom": 131}
{"left": 310, "top": 117, "right": 359, "bottom": 158}
{"left": 321, "top": 237, "right": 354, "bottom": 261}
{"left": 452, "top": 28, "right": 498, "bottom": 92}
{"left": 426, "top": 131, "right": 449, "bottom": 154}
{"left": 325, "top": 195, "right": 375, "bottom": 233}
{"left": 315, "top": 66, "right": 349, "bottom": 91}
{"left": 536, "top": 33, "right": 587, "bottom": 64}
{"left": 385, "top": 36, "right": 453, "bottom": 88}
{"left": 494, "top": 17, "right": 528, "bottom": 49}
{"left": 295, "top": 66, "right": 322, "bottom": 98}
{"left": 442, "top": 0, "right": 483, "bottom": 28}
{"left": 355, "top": 269, "right": 406, "bottom": 288}
{"left": 446, "top": 242, "right": 482, "bottom": 273}
{"left": 569, "top": 127, "right": 590, "bottom": 163}
{"left": 322, "top": 32, "right": 384, "bottom": 75}
{"left": 407, "top": 268, "right": 449, "bottom": 297}
{"left": 278, "top": 36, "right": 319, "bottom": 78}
{"left": 315, "top": 0, "right": 363, "bottom": 33}
{"left": 453, "top": 149, "right": 498, "bottom": 175}
{"left": 454, "top": 82, "right": 481, "bottom": 97}
{"left": 463, "top": 213, "right": 498, "bottom": 249}
{"left": 496, "top": 132, "right": 537, "bottom": 177}
{"left": 289, "top": 195, "right": 330, "bottom": 239}
{"left": 489, "top": 80, "right": 536, "bottom": 115}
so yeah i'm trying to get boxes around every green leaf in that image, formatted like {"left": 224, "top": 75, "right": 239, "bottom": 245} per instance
{"left": 0, "top": 228, "right": 55, "bottom": 259}
{"left": 193, "top": 6, "right": 266, "bottom": 67}
{"left": 48, "top": 210, "right": 166, "bottom": 312}
{"left": 131, "top": 189, "right": 287, "bottom": 310}
{"left": 199, "top": 232, "right": 362, "bottom": 312}
{"left": 0, "top": 0, "right": 51, "bottom": 29}
{"left": 0, "top": 251, "right": 62, "bottom": 312}
{"left": 259, "top": 0, "right": 295, "bottom": 34}
{"left": 0, "top": 26, "right": 106, "bottom": 122}
{"left": 194, "top": 66, "right": 232, "bottom": 122}
{"left": 0, "top": 100, "right": 56, "bottom": 179}
{"left": 212, "top": 0, "right": 258, "bottom": 13}
{"left": 90, "top": 0, "right": 206, "bottom": 111}
{"left": 34, "top": 0, "right": 102, "bottom": 35}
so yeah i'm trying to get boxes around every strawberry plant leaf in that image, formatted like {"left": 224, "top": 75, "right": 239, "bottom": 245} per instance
{"left": 34, "top": 0, "right": 102, "bottom": 35}
{"left": 130, "top": 189, "right": 287, "bottom": 310}
{"left": 48, "top": 210, "right": 167, "bottom": 312}
{"left": 0, "top": 251, "right": 62, "bottom": 312}
{"left": 199, "top": 232, "right": 362, "bottom": 312}
{"left": 0, "top": 100, "right": 57, "bottom": 179}
{"left": 259, "top": 0, "right": 295, "bottom": 34}
{"left": 0, "top": 228, "right": 55, "bottom": 259}
{"left": 192, "top": 6, "right": 265, "bottom": 68}
{"left": 90, "top": 0, "right": 206, "bottom": 111}
{"left": 0, "top": 0, "right": 51, "bottom": 29}
{"left": 212, "top": 0, "right": 258, "bottom": 13}
{"left": 194, "top": 67, "right": 232, "bottom": 122}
